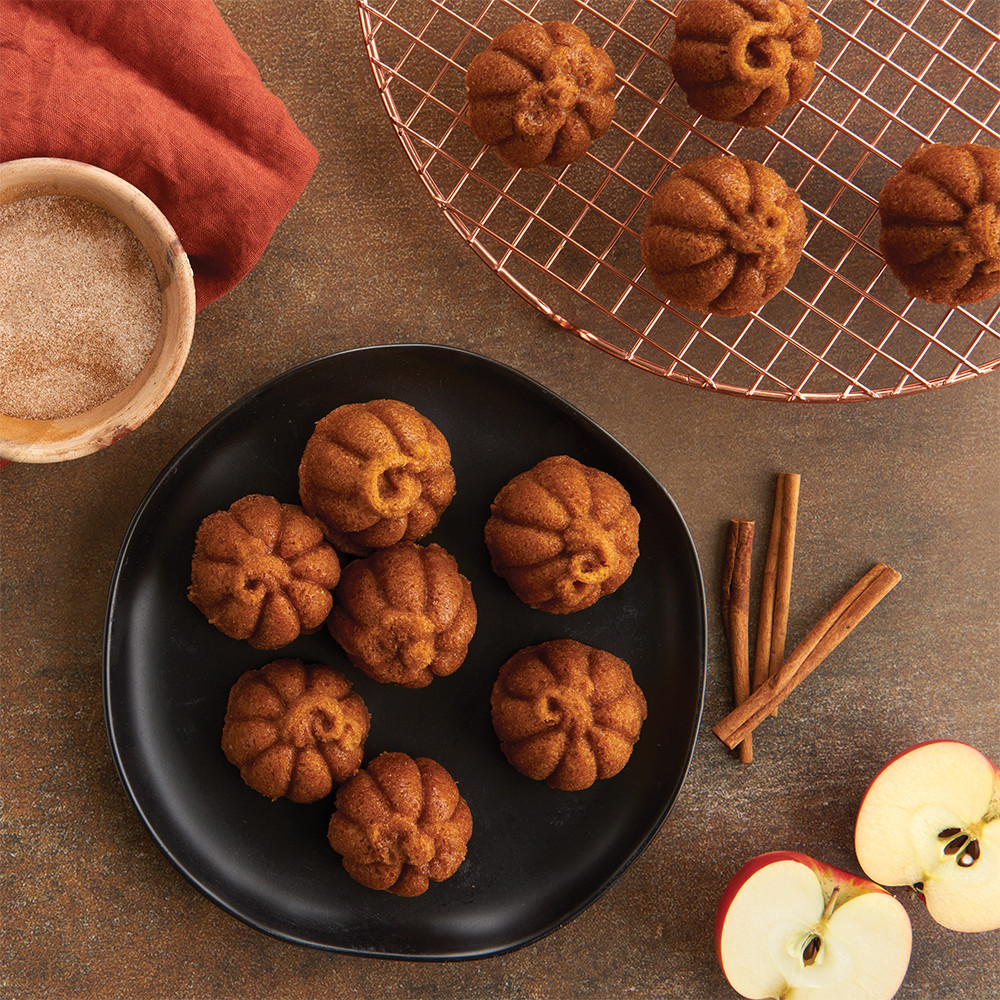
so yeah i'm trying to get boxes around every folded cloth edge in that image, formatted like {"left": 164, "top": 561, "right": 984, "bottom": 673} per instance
{"left": 0, "top": 0, "right": 320, "bottom": 311}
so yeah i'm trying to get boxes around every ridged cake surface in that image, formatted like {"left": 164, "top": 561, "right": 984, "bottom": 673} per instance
{"left": 485, "top": 455, "right": 639, "bottom": 614}
{"left": 188, "top": 493, "right": 340, "bottom": 649}
{"left": 879, "top": 142, "right": 1000, "bottom": 306}
{"left": 221, "top": 659, "right": 370, "bottom": 803}
{"left": 641, "top": 154, "right": 807, "bottom": 315}
{"left": 491, "top": 639, "right": 647, "bottom": 791}
{"left": 329, "top": 541, "right": 477, "bottom": 688}
{"left": 327, "top": 752, "right": 473, "bottom": 896}
{"left": 298, "top": 399, "right": 455, "bottom": 556}
{"left": 466, "top": 20, "right": 616, "bottom": 169}
{"left": 668, "top": 0, "right": 822, "bottom": 127}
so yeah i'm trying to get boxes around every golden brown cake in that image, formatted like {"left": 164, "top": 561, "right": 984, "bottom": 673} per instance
{"left": 668, "top": 0, "right": 822, "bottom": 127}
{"left": 188, "top": 493, "right": 341, "bottom": 650}
{"left": 298, "top": 399, "right": 456, "bottom": 556}
{"left": 491, "top": 639, "right": 647, "bottom": 791}
{"left": 640, "top": 154, "right": 807, "bottom": 315}
{"left": 328, "top": 541, "right": 477, "bottom": 688}
{"left": 221, "top": 659, "right": 370, "bottom": 803}
{"left": 484, "top": 455, "right": 639, "bottom": 614}
{"left": 327, "top": 752, "right": 473, "bottom": 897}
{"left": 879, "top": 142, "right": 1000, "bottom": 306}
{"left": 465, "top": 20, "right": 617, "bottom": 170}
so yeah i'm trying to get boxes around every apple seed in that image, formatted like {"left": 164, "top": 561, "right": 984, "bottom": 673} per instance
{"left": 942, "top": 834, "right": 969, "bottom": 856}
{"left": 957, "top": 840, "right": 981, "bottom": 868}
{"left": 937, "top": 826, "right": 982, "bottom": 867}
{"left": 801, "top": 934, "right": 822, "bottom": 966}
{"left": 797, "top": 885, "right": 841, "bottom": 967}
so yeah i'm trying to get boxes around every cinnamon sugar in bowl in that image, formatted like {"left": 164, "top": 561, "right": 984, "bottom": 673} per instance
{"left": 0, "top": 158, "right": 195, "bottom": 463}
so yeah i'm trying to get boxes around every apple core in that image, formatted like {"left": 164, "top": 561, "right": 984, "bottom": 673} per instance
{"left": 854, "top": 740, "right": 1000, "bottom": 933}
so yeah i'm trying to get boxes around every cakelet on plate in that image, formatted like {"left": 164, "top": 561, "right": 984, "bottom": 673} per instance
{"left": 298, "top": 398, "right": 455, "bottom": 556}
{"left": 329, "top": 541, "right": 477, "bottom": 689}
{"left": 221, "top": 658, "right": 370, "bottom": 804}
{"left": 327, "top": 752, "right": 473, "bottom": 896}
{"left": 188, "top": 493, "right": 341, "bottom": 650}
{"left": 485, "top": 454, "right": 639, "bottom": 614}
{"left": 491, "top": 638, "right": 647, "bottom": 791}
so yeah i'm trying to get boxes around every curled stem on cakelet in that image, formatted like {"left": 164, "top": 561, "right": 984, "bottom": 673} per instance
{"left": 668, "top": 0, "right": 822, "bottom": 127}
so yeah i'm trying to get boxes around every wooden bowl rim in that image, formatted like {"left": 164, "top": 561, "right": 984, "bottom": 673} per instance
{"left": 0, "top": 157, "right": 196, "bottom": 463}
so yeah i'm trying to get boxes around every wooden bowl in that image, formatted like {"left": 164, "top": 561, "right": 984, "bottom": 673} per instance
{"left": 0, "top": 157, "right": 196, "bottom": 463}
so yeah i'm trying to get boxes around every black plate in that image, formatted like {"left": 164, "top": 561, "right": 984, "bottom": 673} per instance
{"left": 103, "top": 344, "right": 706, "bottom": 959}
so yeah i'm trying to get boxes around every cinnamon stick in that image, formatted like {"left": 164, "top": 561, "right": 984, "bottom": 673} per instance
{"left": 721, "top": 519, "right": 755, "bottom": 763}
{"left": 769, "top": 472, "right": 800, "bottom": 681}
{"left": 713, "top": 562, "right": 901, "bottom": 749}
{"left": 752, "top": 475, "right": 783, "bottom": 692}
{"left": 752, "top": 473, "right": 800, "bottom": 717}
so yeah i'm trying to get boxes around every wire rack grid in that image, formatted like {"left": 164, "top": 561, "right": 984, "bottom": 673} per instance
{"left": 358, "top": 0, "right": 1000, "bottom": 401}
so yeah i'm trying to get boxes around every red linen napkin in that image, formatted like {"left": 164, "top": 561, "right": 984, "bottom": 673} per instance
{"left": 1, "top": 0, "right": 319, "bottom": 311}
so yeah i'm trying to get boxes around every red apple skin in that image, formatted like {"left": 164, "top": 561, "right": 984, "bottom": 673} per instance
{"left": 860, "top": 739, "right": 1000, "bottom": 794}
{"left": 714, "top": 850, "right": 892, "bottom": 970}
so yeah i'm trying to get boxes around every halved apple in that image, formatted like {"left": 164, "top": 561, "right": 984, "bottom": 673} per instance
{"left": 854, "top": 739, "right": 1000, "bottom": 933}
{"left": 715, "top": 851, "right": 912, "bottom": 1000}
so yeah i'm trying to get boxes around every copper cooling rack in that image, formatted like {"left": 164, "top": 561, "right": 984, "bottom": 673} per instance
{"left": 358, "top": 0, "right": 1000, "bottom": 401}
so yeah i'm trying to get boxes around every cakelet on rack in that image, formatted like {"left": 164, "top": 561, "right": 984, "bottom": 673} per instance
{"left": 465, "top": 20, "right": 617, "bottom": 170}
{"left": 641, "top": 154, "right": 807, "bottom": 316}
{"left": 879, "top": 141, "right": 1000, "bottom": 307}
{"left": 667, "top": 0, "right": 822, "bottom": 127}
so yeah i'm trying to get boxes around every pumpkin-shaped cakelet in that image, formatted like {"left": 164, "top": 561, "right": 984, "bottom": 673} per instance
{"left": 640, "top": 154, "right": 807, "bottom": 315}
{"left": 465, "top": 19, "right": 617, "bottom": 170}
{"left": 298, "top": 399, "right": 456, "bottom": 556}
{"left": 668, "top": 0, "right": 822, "bottom": 128}
{"left": 327, "top": 752, "right": 473, "bottom": 896}
{"left": 879, "top": 142, "right": 1000, "bottom": 306}
{"left": 491, "top": 639, "right": 647, "bottom": 791}
{"left": 221, "top": 659, "right": 371, "bottom": 803}
{"left": 188, "top": 493, "right": 341, "bottom": 650}
{"left": 328, "top": 542, "right": 477, "bottom": 688}
{"left": 485, "top": 455, "right": 639, "bottom": 614}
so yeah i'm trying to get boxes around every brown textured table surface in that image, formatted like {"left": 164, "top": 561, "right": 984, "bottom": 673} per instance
{"left": 4, "top": 3, "right": 999, "bottom": 998}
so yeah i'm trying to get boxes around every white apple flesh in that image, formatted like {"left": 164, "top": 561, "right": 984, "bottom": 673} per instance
{"left": 715, "top": 851, "right": 912, "bottom": 1000}
{"left": 854, "top": 739, "right": 1000, "bottom": 933}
